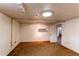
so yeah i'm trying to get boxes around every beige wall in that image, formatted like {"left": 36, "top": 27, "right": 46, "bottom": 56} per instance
{"left": 0, "top": 13, "right": 20, "bottom": 56}
{"left": 20, "top": 24, "right": 50, "bottom": 42}
{"left": 20, "top": 23, "right": 57, "bottom": 42}
{"left": 0, "top": 13, "right": 11, "bottom": 56}
{"left": 62, "top": 18, "right": 79, "bottom": 53}
{"left": 11, "top": 19, "right": 20, "bottom": 50}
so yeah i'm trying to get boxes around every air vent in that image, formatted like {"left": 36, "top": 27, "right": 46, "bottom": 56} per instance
{"left": 17, "top": 3, "right": 26, "bottom": 13}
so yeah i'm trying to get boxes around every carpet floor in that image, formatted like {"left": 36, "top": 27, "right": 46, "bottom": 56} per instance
{"left": 8, "top": 42, "right": 79, "bottom": 56}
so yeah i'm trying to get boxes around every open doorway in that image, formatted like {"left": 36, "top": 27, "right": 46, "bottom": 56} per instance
{"left": 56, "top": 24, "right": 62, "bottom": 44}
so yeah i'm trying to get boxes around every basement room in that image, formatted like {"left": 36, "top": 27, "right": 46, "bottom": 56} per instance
{"left": 0, "top": 3, "right": 79, "bottom": 56}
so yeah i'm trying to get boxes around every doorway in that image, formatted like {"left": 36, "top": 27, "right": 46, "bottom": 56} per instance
{"left": 56, "top": 24, "right": 62, "bottom": 44}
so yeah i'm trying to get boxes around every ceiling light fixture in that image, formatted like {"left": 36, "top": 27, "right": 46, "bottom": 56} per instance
{"left": 42, "top": 11, "right": 52, "bottom": 17}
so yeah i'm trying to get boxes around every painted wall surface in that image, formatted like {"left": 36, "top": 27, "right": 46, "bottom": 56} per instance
{"left": 62, "top": 18, "right": 79, "bottom": 53}
{"left": 20, "top": 24, "right": 50, "bottom": 42}
{"left": 20, "top": 24, "right": 57, "bottom": 42}
{"left": 11, "top": 19, "right": 20, "bottom": 50}
{"left": 0, "top": 13, "right": 11, "bottom": 56}
{"left": 0, "top": 13, "right": 20, "bottom": 56}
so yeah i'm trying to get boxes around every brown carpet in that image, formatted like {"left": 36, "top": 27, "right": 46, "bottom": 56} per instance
{"left": 8, "top": 42, "right": 79, "bottom": 56}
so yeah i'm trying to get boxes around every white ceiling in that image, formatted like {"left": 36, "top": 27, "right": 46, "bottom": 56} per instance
{"left": 0, "top": 3, "right": 79, "bottom": 24}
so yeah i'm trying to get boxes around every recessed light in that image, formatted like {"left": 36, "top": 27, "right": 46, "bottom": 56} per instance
{"left": 42, "top": 11, "right": 52, "bottom": 17}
